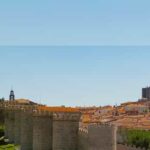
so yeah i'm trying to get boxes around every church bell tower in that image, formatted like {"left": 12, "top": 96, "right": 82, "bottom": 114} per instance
{"left": 9, "top": 90, "right": 15, "bottom": 101}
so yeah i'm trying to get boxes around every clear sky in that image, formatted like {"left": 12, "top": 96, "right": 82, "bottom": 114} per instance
{"left": 0, "top": 1, "right": 150, "bottom": 106}
{"left": 0, "top": 46, "right": 150, "bottom": 106}
{"left": 0, "top": 0, "right": 150, "bottom": 45}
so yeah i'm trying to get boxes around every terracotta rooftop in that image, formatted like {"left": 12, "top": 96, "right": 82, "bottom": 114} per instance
{"left": 38, "top": 106, "right": 79, "bottom": 113}
{"left": 112, "top": 115, "right": 150, "bottom": 130}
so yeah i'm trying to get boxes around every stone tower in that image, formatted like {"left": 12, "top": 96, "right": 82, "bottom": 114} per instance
{"left": 9, "top": 90, "right": 15, "bottom": 101}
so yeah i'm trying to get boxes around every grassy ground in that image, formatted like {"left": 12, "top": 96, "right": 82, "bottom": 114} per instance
{"left": 0, "top": 144, "right": 19, "bottom": 150}
{"left": 0, "top": 125, "right": 5, "bottom": 145}
{"left": 0, "top": 125, "right": 20, "bottom": 150}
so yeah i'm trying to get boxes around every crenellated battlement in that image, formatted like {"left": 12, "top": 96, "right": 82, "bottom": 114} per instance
{"left": 0, "top": 101, "right": 81, "bottom": 121}
{"left": 79, "top": 128, "right": 88, "bottom": 134}
{"left": 88, "top": 123, "right": 115, "bottom": 129}
{"left": 21, "top": 105, "right": 37, "bottom": 113}
{"left": 53, "top": 112, "right": 81, "bottom": 121}
{"left": 79, "top": 123, "right": 115, "bottom": 134}
{"left": 0, "top": 101, "right": 37, "bottom": 111}
{"left": 33, "top": 109, "right": 53, "bottom": 117}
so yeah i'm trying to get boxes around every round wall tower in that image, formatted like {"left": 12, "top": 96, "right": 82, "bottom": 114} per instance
{"left": 14, "top": 107, "right": 21, "bottom": 144}
{"left": 32, "top": 110, "right": 53, "bottom": 150}
{"left": 4, "top": 109, "right": 9, "bottom": 138}
{"left": 4, "top": 106, "right": 15, "bottom": 143}
{"left": 52, "top": 112, "right": 81, "bottom": 150}
{"left": 20, "top": 106, "right": 35, "bottom": 150}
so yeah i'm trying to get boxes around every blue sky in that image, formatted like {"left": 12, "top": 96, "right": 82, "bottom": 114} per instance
{"left": 0, "top": 46, "right": 150, "bottom": 106}
{"left": 0, "top": 0, "right": 150, "bottom": 45}
{"left": 0, "top": 1, "right": 150, "bottom": 106}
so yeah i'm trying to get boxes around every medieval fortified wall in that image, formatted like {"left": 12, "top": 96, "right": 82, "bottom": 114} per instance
{"left": 1, "top": 102, "right": 81, "bottom": 150}
{"left": 0, "top": 101, "right": 123, "bottom": 150}
{"left": 78, "top": 124, "right": 117, "bottom": 150}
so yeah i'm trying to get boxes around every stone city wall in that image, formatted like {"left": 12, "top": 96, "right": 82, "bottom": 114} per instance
{"left": 78, "top": 128, "right": 88, "bottom": 150}
{"left": 0, "top": 102, "right": 120, "bottom": 150}
{"left": 20, "top": 107, "right": 34, "bottom": 150}
{"left": 33, "top": 110, "right": 53, "bottom": 150}
{"left": 78, "top": 124, "right": 117, "bottom": 150}
{"left": 0, "top": 103, "right": 81, "bottom": 150}
{"left": 52, "top": 112, "right": 80, "bottom": 150}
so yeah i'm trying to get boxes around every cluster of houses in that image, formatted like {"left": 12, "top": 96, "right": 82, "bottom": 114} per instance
{"left": 79, "top": 87, "right": 150, "bottom": 129}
